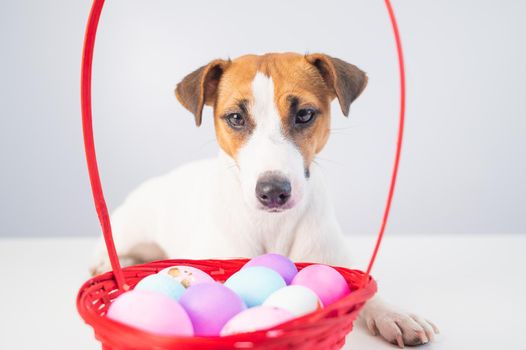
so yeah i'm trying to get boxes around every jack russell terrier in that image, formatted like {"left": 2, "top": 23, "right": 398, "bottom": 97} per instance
{"left": 92, "top": 52, "right": 438, "bottom": 347}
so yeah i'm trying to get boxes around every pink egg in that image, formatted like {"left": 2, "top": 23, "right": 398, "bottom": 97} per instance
{"left": 159, "top": 265, "right": 214, "bottom": 288}
{"left": 291, "top": 264, "right": 350, "bottom": 306}
{"left": 220, "top": 306, "right": 294, "bottom": 336}
{"left": 107, "top": 290, "right": 193, "bottom": 336}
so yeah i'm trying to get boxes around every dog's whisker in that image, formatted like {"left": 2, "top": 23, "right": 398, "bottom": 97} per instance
{"left": 330, "top": 122, "right": 368, "bottom": 130}
{"left": 329, "top": 131, "right": 355, "bottom": 137}
{"left": 314, "top": 156, "right": 344, "bottom": 167}
{"left": 330, "top": 126, "right": 360, "bottom": 131}
{"left": 312, "top": 159, "right": 323, "bottom": 168}
{"left": 197, "top": 139, "right": 217, "bottom": 149}
{"left": 187, "top": 139, "right": 217, "bottom": 159}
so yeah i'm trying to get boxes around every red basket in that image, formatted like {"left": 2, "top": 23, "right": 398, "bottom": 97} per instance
{"left": 77, "top": 260, "right": 376, "bottom": 349}
{"left": 76, "top": 1, "right": 406, "bottom": 349}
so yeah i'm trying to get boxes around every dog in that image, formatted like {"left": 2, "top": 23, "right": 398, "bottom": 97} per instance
{"left": 91, "top": 52, "right": 438, "bottom": 347}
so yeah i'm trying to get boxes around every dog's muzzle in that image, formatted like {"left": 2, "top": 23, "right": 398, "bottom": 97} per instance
{"left": 255, "top": 171, "right": 291, "bottom": 210}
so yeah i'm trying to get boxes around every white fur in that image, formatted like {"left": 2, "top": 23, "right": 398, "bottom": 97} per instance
{"left": 237, "top": 73, "right": 306, "bottom": 210}
{"left": 92, "top": 153, "right": 347, "bottom": 265}
{"left": 92, "top": 71, "right": 438, "bottom": 348}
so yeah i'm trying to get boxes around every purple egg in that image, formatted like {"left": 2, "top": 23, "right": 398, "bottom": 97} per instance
{"left": 179, "top": 282, "right": 246, "bottom": 336}
{"left": 243, "top": 253, "right": 298, "bottom": 284}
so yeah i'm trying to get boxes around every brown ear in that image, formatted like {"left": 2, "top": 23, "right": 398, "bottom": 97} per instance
{"left": 306, "top": 53, "right": 368, "bottom": 116}
{"left": 175, "top": 59, "right": 231, "bottom": 126}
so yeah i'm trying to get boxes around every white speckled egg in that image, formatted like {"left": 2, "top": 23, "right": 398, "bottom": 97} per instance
{"left": 159, "top": 265, "right": 214, "bottom": 288}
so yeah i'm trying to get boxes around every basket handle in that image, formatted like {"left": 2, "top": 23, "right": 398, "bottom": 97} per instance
{"left": 81, "top": 0, "right": 128, "bottom": 291}
{"left": 80, "top": 0, "right": 405, "bottom": 292}
{"left": 361, "top": 0, "right": 406, "bottom": 286}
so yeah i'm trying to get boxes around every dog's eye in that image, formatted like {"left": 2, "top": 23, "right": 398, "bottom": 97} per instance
{"left": 295, "top": 109, "right": 316, "bottom": 125}
{"left": 225, "top": 113, "right": 245, "bottom": 129}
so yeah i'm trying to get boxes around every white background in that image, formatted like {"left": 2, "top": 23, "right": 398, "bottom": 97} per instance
{"left": 1, "top": 0, "right": 525, "bottom": 237}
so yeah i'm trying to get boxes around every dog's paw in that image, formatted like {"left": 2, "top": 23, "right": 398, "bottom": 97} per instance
{"left": 363, "top": 303, "right": 439, "bottom": 347}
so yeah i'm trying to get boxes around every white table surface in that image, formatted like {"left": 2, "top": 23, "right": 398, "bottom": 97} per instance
{"left": 0, "top": 234, "right": 524, "bottom": 350}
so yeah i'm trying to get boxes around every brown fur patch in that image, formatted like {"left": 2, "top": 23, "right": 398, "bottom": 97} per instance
{"left": 213, "top": 56, "right": 260, "bottom": 159}
{"left": 264, "top": 53, "right": 333, "bottom": 167}
{"left": 214, "top": 53, "right": 333, "bottom": 165}
{"left": 176, "top": 53, "right": 366, "bottom": 165}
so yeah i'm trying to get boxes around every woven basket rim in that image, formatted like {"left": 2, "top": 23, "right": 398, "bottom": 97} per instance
{"left": 77, "top": 259, "right": 377, "bottom": 348}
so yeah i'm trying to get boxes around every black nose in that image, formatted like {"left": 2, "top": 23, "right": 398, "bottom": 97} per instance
{"left": 255, "top": 173, "right": 292, "bottom": 209}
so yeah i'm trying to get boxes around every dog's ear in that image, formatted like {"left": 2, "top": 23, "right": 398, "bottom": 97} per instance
{"left": 175, "top": 59, "right": 231, "bottom": 126}
{"left": 306, "top": 53, "right": 367, "bottom": 116}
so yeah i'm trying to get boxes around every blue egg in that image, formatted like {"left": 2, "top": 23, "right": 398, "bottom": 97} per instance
{"left": 224, "top": 266, "right": 286, "bottom": 307}
{"left": 134, "top": 273, "right": 185, "bottom": 300}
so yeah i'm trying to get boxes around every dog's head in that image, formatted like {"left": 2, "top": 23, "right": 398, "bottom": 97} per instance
{"left": 176, "top": 53, "right": 367, "bottom": 212}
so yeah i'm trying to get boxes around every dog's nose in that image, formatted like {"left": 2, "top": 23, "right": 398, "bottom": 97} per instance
{"left": 255, "top": 173, "right": 291, "bottom": 209}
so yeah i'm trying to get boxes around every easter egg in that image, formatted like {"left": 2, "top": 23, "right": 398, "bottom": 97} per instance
{"left": 178, "top": 282, "right": 246, "bottom": 336}
{"left": 159, "top": 265, "right": 214, "bottom": 288}
{"left": 291, "top": 264, "right": 350, "bottom": 306}
{"left": 220, "top": 306, "right": 294, "bottom": 336}
{"left": 263, "top": 285, "right": 322, "bottom": 317}
{"left": 107, "top": 290, "right": 193, "bottom": 336}
{"left": 243, "top": 253, "right": 298, "bottom": 284}
{"left": 224, "top": 267, "right": 286, "bottom": 308}
{"left": 134, "top": 273, "right": 185, "bottom": 300}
